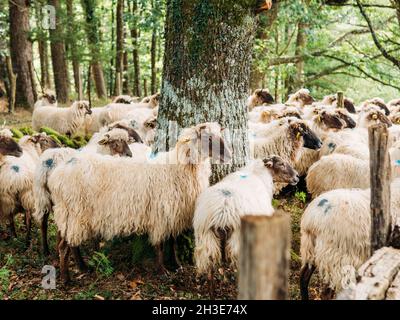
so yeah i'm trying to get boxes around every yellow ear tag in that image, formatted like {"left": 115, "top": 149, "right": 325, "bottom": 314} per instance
{"left": 317, "top": 115, "right": 321, "bottom": 122}
{"left": 372, "top": 114, "right": 378, "bottom": 120}
{"left": 296, "top": 132, "right": 301, "bottom": 140}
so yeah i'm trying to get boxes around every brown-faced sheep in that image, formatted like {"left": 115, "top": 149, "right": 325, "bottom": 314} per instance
{"left": 286, "top": 89, "right": 315, "bottom": 108}
{"left": 246, "top": 89, "right": 275, "bottom": 111}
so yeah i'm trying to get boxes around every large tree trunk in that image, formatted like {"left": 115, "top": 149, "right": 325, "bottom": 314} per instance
{"left": 81, "top": 0, "right": 107, "bottom": 99}
{"left": 35, "top": 0, "right": 51, "bottom": 90}
{"left": 130, "top": 0, "right": 141, "bottom": 97}
{"left": 66, "top": 0, "right": 83, "bottom": 99}
{"left": 154, "top": 0, "right": 262, "bottom": 182}
{"left": 49, "top": 0, "right": 70, "bottom": 104}
{"left": 9, "top": 0, "right": 36, "bottom": 109}
{"left": 114, "top": 0, "right": 124, "bottom": 96}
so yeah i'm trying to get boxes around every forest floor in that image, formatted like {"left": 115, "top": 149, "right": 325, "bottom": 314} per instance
{"left": 0, "top": 106, "right": 322, "bottom": 300}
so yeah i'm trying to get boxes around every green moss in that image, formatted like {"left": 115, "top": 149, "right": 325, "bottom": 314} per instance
{"left": 10, "top": 128, "right": 23, "bottom": 139}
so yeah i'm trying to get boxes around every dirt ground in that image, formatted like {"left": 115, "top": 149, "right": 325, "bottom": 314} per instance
{"left": 0, "top": 104, "right": 322, "bottom": 300}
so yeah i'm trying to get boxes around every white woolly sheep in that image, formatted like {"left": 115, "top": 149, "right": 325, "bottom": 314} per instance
{"left": 32, "top": 100, "right": 92, "bottom": 136}
{"left": 361, "top": 97, "right": 390, "bottom": 116}
{"left": 286, "top": 89, "right": 315, "bottom": 108}
{"left": 300, "top": 178, "right": 400, "bottom": 300}
{"left": 0, "top": 134, "right": 59, "bottom": 244}
{"left": 194, "top": 156, "right": 299, "bottom": 278}
{"left": 48, "top": 123, "right": 230, "bottom": 283}
{"left": 320, "top": 94, "right": 356, "bottom": 114}
{"left": 357, "top": 107, "right": 392, "bottom": 128}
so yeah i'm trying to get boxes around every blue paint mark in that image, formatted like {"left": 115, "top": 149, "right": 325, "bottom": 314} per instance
{"left": 252, "top": 133, "right": 257, "bottom": 138}
{"left": 11, "top": 165, "right": 19, "bottom": 173}
{"left": 44, "top": 158, "right": 54, "bottom": 169}
{"left": 240, "top": 174, "right": 248, "bottom": 179}
{"left": 149, "top": 152, "right": 157, "bottom": 159}
{"left": 66, "top": 157, "right": 77, "bottom": 165}
{"left": 395, "top": 160, "right": 400, "bottom": 167}
{"left": 220, "top": 189, "right": 232, "bottom": 197}
{"left": 324, "top": 204, "right": 332, "bottom": 214}
{"left": 328, "top": 143, "right": 336, "bottom": 150}
{"left": 318, "top": 199, "right": 328, "bottom": 207}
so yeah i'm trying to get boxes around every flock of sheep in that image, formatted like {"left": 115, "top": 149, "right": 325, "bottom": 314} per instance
{"left": 0, "top": 87, "right": 399, "bottom": 299}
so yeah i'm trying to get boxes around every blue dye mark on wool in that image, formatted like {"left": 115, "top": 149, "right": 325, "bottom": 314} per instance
{"left": 395, "top": 160, "right": 400, "bottom": 167}
{"left": 149, "top": 152, "right": 157, "bottom": 159}
{"left": 318, "top": 199, "right": 328, "bottom": 207}
{"left": 44, "top": 158, "right": 54, "bottom": 168}
{"left": 11, "top": 165, "right": 19, "bottom": 173}
{"left": 240, "top": 174, "right": 248, "bottom": 179}
{"left": 220, "top": 189, "right": 232, "bottom": 197}
{"left": 328, "top": 143, "right": 336, "bottom": 150}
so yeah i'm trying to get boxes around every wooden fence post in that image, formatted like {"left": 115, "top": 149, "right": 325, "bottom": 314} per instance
{"left": 337, "top": 91, "right": 344, "bottom": 109}
{"left": 238, "top": 212, "right": 291, "bottom": 300}
{"left": 369, "top": 124, "right": 391, "bottom": 255}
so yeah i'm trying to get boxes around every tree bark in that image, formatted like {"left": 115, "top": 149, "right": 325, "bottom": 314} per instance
{"left": 66, "top": 0, "right": 83, "bottom": 99}
{"left": 8, "top": 0, "right": 36, "bottom": 109}
{"left": 130, "top": 0, "right": 141, "bottom": 97}
{"left": 114, "top": 0, "right": 124, "bottom": 96}
{"left": 150, "top": 0, "right": 157, "bottom": 94}
{"left": 154, "top": 0, "right": 262, "bottom": 182}
{"left": 81, "top": 0, "right": 107, "bottom": 99}
{"left": 123, "top": 50, "right": 131, "bottom": 95}
{"left": 35, "top": 0, "right": 51, "bottom": 90}
{"left": 294, "top": 20, "right": 307, "bottom": 90}
{"left": 49, "top": 0, "right": 70, "bottom": 104}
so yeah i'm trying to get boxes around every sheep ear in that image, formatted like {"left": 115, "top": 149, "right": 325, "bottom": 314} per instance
{"left": 263, "top": 158, "right": 273, "bottom": 168}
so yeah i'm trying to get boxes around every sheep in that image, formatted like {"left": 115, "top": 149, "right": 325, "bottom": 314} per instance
{"left": 0, "top": 134, "right": 59, "bottom": 244}
{"left": 112, "top": 95, "right": 140, "bottom": 104}
{"left": 0, "top": 128, "right": 13, "bottom": 138}
{"left": 250, "top": 117, "right": 322, "bottom": 164}
{"left": 306, "top": 142, "right": 400, "bottom": 198}
{"left": 82, "top": 107, "right": 107, "bottom": 135}
{"left": 300, "top": 178, "right": 400, "bottom": 299}
{"left": 140, "top": 93, "right": 161, "bottom": 109}
{"left": 97, "top": 103, "right": 155, "bottom": 128}
{"left": 357, "top": 107, "right": 392, "bottom": 128}
{"left": 361, "top": 97, "right": 390, "bottom": 116}
{"left": 0, "top": 134, "right": 23, "bottom": 164}
{"left": 246, "top": 89, "right": 275, "bottom": 111}
{"left": 48, "top": 123, "right": 231, "bottom": 283}
{"left": 33, "top": 128, "right": 135, "bottom": 255}
{"left": 320, "top": 94, "right": 356, "bottom": 114}
{"left": 389, "top": 98, "right": 400, "bottom": 110}
{"left": 286, "top": 89, "right": 315, "bottom": 108}
{"left": 34, "top": 90, "right": 57, "bottom": 109}
{"left": 32, "top": 100, "right": 92, "bottom": 136}
{"left": 194, "top": 156, "right": 299, "bottom": 279}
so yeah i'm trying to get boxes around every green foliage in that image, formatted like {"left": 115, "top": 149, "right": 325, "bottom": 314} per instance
{"left": 88, "top": 251, "right": 114, "bottom": 278}
{"left": 295, "top": 191, "right": 307, "bottom": 204}
{"left": 0, "top": 254, "right": 14, "bottom": 299}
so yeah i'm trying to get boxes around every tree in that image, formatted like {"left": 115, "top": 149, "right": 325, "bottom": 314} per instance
{"left": 150, "top": 0, "right": 157, "bottom": 94}
{"left": 129, "top": 0, "right": 141, "bottom": 97}
{"left": 154, "top": 0, "right": 272, "bottom": 182}
{"left": 81, "top": 0, "right": 108, "bottom": 99}
{"left": 35, "top": 0, "right": 51, "bottom": 90}
{"left": 114, "top": 0, "right": 124, "bottom": 96}
{"left": 49, "top": 0, "right": 70, "bottom": 103}
{"left": 8, "top": 0, "right": 36, "bottom": 108}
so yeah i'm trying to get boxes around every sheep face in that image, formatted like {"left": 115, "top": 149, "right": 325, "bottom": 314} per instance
{"left": 390, "top": 113, "right": 400, "bottom": 125}
{"left": 255, "top": 89, "right": 275, "bottom": 106}
{"left": 76, "top": 101, "right": 92, "bottom": 115}
{"left": 314, "top": 110, "right": 344, "bottom": 131}
{"left": 30, "top": 134, "right": 61, "bottom": 152}
{"left": 288, "top": 89, "right": 315, "bottom": 107}
{"left": 260, "top": 110, "right": 279, "bottom": 123}
{"left": 0, "top": 136, "right": 23, "bottom": 157}
{"left": 335, "top": 109, "right": 356, "bottom": 129}
{"left": 289, "top": 120, "right": 322, "bottom": 150}
{"left": 364, "top": 99, "right": 390, "bottom": 116}
{"left": 263, "top": 155, "right": 299, "bottom": 186}
{"left": 144, "top": 117, "right": 157, "bottom": 130}
{"left": 42, "top": 93, "right": 57, "bottom": 104}
{"left": 343, "top": 99, "right": 356, "bottom": 114}
{"left": 98, "top": 132, "right": 133, "bottom": 158}
{"left": 365, "top": 110, "right": 392, "bottom": 127}
{"left": 108, "top": 123, "right": 143, "bottom": 144}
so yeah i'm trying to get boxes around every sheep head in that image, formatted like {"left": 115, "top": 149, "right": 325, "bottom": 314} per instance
{"left": 107, "top": 122, "right": 143, "bottom": 144}
{"left": 314, "top": 110, "right": 344, "bottom": 131}
{"left": 287, "top": 89, "right": 315, "bottom": 107}
{"left": 0, "top": 135, "right": 23, "bottom": 157}
{"left": 98, "top": 129, "right": 133, "bottom": 157}
{"left": 144, "top": 117, "right": 157, "bottom": 130}
{"left": 75, "top": 100, "right": 92, "bottom": 115}
{"left": 113, "top": 95, "right": 134, "bottom": 104}
{"left": 254, "top": 89, "right": 275, "bottom": 106}
{"left": 179, "top": 122, "right": 231, "bottom": 164}
{"left": 288, "top": 119, "right": 322, "bottom": 150}
{"left": 335, "top": 109, "right": 356, "bottom": 128}
{"left": 363, "top": 98, "right": 390, "bottom": 116}
{"left": 263, "top": 155, "right": 299, "bottom": 186}
{"left": 29, "top": 133, "right": 61, "bottom": 152}
{"left": 390, "top": 112, "right": 400, "bottom": 125}
{"left": 365, "top": 109, "right": 392, "bottom": 127}
{"left": 42, "top": 91, "right": 57, "bottom": 104}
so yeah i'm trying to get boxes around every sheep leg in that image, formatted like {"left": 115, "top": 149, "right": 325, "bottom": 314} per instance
{"left": 56, "top": 231, "right": 62, "bottom": 254}
{"left": 41, "top": 212, "right": 50, "bottom": 256}
{"left": 171, "top": 237, "right": 182, "bottom": 269}
{"left": 59, "top": 238, "right": 71, "bottom": 285}
{"left": 300, "top": 264, "right": 316, "bottom": 300}
{"left": 71, "top": 246, "right": 88, "bottom": 273}
{"left": 8, "top": 215, "right": 17, "bottom": 238}
{"left": 208, "top": 269, "right": 215, "bottom": 299}
{"left": 155, "top": 243, "right": 168, "bottom": 275}
{"left": 24, "top": 210, "right": 32, "bottom": 248}
{"left": 321, "top": 285, "right": 335, "bottom": 300}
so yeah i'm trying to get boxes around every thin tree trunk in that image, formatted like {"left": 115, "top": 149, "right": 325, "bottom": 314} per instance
{"left": 143, "top": 78, "right": 148, "bottom": 97}
{"left": 81, "top": 0, "right": 107, "bottom": 99}
{"left": 294, "top": 0, "right": 310, "bottom": 90}
{"left": 49, "top": 0, "right": 70, "bottom": 103}
{"left": 66, "top": 0, "right": 83, "bottom": 99}
{"left": 9, "top": 0, "right": 36, "bottom": 109}
{"left": 6, "top": 56, "right": 17, "bottom": 113}
{"left": 150, "top": 0, "right": 157, "bottom": 94}
{"left": 154, "top": 0, "right": 263, "bottom": 182}
{"left": 114, "top": 0, "right": 124, "bottom": 96}
{"left": 109, "top": 0, "right": 115, "bottom": 97}
{"left": 123, "top": 50, "right": 131, "bottom": 95}
{"left": 130, "top": 0, "right": 141, "bottom": 97}
{"left": 35, "top": 0, "right": 51, "bottom": 90}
